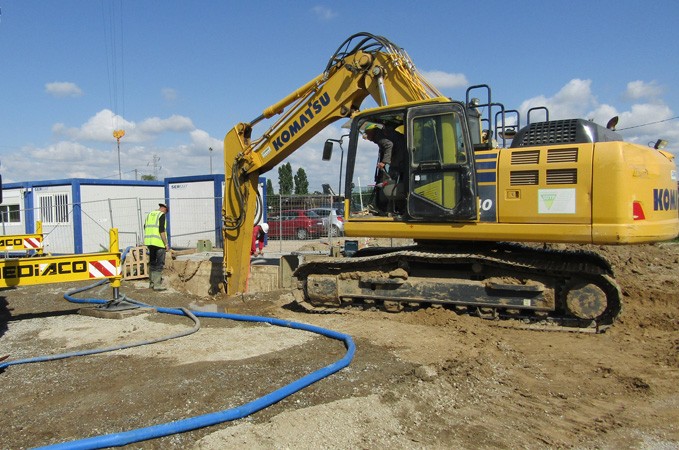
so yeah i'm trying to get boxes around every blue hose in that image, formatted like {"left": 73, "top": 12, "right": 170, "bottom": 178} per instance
{"left": 2, "top": 248, "right": 355, "bottom": 449}
{"left": 42, "top": 309, "right": 355, "bottom": 449}
{"left": 38, "top": 309, "right": 355, "bottom": 449}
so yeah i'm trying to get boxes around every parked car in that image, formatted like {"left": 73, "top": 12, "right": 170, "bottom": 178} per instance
{"left": 267, "top": 209, "right": 325, "bottom": 240}
{"left": 308, "top": 207, "right": 344, "bottom": 236}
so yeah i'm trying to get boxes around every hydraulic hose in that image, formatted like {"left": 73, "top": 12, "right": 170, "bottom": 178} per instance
{"left": 222, "top": 156, "right": 246, "bottom": 231}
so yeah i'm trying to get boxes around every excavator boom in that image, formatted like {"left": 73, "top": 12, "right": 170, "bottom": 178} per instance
{"left": 222, "top": 33, "right": 442, "bottom": 294}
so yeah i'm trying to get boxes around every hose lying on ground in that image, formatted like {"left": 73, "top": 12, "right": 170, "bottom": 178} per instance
{"left": 0, "top": 282, "right": 200, "bottom": 370}
{"left": 1, "top": 249, "right": 356, "bottom": 450}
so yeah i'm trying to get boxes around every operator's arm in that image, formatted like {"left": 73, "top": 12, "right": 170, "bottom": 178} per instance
{"left": 378, "top": 138, "right": 394, "bottom": 168}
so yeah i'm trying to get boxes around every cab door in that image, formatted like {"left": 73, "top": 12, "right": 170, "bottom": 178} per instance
{"left": 406, "top": 102, "right": 477, "bottom": 220}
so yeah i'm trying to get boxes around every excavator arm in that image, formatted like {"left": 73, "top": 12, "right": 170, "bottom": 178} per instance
{"left": 222, "top": 33, "right": 443, "bottom": 295}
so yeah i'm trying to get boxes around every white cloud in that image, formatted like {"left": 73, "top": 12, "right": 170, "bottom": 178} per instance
{"left": 52, "top": 110, "right": 195, "bottom": 144}
{"left": 162, "top": 88, "right": 178, "bottom": 101}
{"left": 311, "top": 6, "right": 337, "bottom": 20}
{"left": 29, "top": 141, "right": 96, "bottom": 162}
{"left": 3, "top": 127, "right": 224, "bottom": 183}
{"left": 587, "top": 103, "right": 619, "bottom": 125}
{"left": 45, "top": 81, "right": 83, "bottom": 98}
{"left": 519, "top": 79, "right": 596, "bottom": 120}
{"left": 616, "top": 102, "right": 678, "bottom": 146}
{"left": 420, "top": 70, "right": 468, "bottom": 89}
{"left": 3, "top": 141, "right": 117, "bottom": 182}
{"left": 53, "top": 109, "right": 132, "bottom": 142}
{"left": 190, "top": 129, "right": 222, "bottom": 154}
{"left": 624, "top": 80, "right": 663, "bottom": 101}
{"left": 0, "top": 107, "right": 224, "bottom": 182}
{"left": 138, "top": 115, "right": 194, "bottom": 134}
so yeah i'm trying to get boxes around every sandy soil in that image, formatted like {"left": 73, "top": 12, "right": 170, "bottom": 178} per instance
{"left": 1, "top": 242, "right": 678, "bottom": 449}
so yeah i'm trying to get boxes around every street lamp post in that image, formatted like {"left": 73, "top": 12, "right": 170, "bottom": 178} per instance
{"left": 209, "top": 147, "right": 213, "bottom": 174}
{"left": 113, "top": 129, "right": 125, "bottom": 180}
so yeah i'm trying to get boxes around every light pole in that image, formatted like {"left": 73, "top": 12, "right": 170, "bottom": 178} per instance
{"left": 209, "top": 147, "right": 213, "bottom": 174}
{"left": 113, "top": 129, "right": 125, "bottom": 180}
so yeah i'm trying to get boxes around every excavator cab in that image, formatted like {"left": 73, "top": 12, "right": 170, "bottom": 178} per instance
{"left": 345, "top": 101, "right": 478, "bottom": 221}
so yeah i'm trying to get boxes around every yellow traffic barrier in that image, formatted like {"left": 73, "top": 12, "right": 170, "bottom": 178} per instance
{"left": 0, "top": 228, "right": 121, "bottom": 289}
{"left": 0, "top": 221, "right": 44, "bottom": 255}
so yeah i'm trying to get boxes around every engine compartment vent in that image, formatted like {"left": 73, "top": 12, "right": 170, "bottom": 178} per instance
{"left": 510, "top": 170, "right": 539, "bottom": 186}
{"left": 546, "top": 168, "right": 577, "bottom": 185}
{"left": 547, "top": 148, "right": 578, "bottom": 163}
{"left": 511, "top": 150, "right": 540, "bottom": 165}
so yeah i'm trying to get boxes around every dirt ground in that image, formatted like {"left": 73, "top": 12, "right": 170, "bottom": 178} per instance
{"left": 1, "top": 242, "right": 678, "bottom": 449}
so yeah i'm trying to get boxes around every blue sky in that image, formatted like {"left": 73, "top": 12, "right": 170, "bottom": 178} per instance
{"left": 1, "top": 0, "right": 678, "bottom": 192}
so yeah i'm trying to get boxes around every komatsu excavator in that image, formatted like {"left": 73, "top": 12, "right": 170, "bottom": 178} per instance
{"left": 222, "top": 33, "right": 678, "bottom": 330}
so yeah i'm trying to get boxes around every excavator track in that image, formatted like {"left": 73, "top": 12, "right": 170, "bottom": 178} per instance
{"left": 293, "top": 243, "right": 622, "bottom": 333}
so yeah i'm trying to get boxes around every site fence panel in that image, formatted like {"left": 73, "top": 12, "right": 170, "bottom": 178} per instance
{"left": 39, "top": 210, "right": 74, "bottom": 255}
{"left": 165, "top": 196, "right": 222, "bottom": 249}
{"left": 261, "top": 194, "right": 337, "bottom": 253}
{"left": 3, "top": 192, "right": 404, "bottom": 256}
{"left": 79, "top": 198, "right": 143, "bottom": 253}
{"left": 261, "top": 193, "right": 407, "bottom": 253}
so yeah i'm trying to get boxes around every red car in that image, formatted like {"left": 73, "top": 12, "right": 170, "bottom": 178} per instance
{"left": 267, "top": 209, "right": 325, "bottom": 239}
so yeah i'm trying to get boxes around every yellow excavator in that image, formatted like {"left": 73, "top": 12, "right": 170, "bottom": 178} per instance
{"left": 222, "top": 33, "right": 678, "bottom": 330}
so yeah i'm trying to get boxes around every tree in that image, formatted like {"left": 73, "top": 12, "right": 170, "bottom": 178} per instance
{"left": 141, "top": 174, "right": 157, "bottom": 181}
{"left": 278, "top": 163, "right": 293, "bottom": 195}
{"left": 266, "top": 179, "right": 275, "bottom": 196}
{"left": 294, "top": 167, "right": 309, "bottom": 195}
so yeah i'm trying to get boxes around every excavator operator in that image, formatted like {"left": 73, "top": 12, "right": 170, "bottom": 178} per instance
{"left": 364, "top": 123, "right": 406, "bottom": 215}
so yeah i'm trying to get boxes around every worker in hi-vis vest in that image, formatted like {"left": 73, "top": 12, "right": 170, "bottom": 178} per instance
{"left": 144, "top": 203, "right": 170, "bottom": 291}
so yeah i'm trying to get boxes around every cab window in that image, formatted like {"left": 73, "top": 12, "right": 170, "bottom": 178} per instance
{"left": 409, "top": 111, "right": 468, "bottom": 212}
